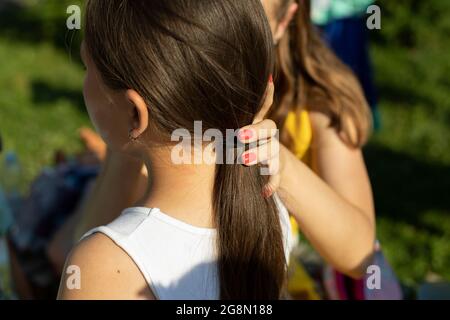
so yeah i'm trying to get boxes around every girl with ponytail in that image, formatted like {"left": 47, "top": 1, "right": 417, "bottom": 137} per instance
{"left": 58, "top": 0, "right": 291, "bottom": 300}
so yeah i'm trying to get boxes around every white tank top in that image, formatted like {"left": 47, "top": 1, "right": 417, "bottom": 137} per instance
{"left": 81, "top": 196, "right": 293, "bottom": 300}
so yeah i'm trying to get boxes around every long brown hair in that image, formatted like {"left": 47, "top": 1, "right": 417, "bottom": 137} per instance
{"left": 272, "top": 0, "right": 372, "bottom": 148}
{"left": 85, "top": 0, "right": 286, "bottom": 299}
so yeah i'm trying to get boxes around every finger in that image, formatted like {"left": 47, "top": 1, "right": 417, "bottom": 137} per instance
{"left": 263, "top": 172, "right": 281, "bottom": 199}
{"left": 267, "top": 154, "right": 281, "bottom": 176}
{"left": 240, "top": 138, "right": 280, "bottom": 167}
{"left": 253, "top": 78, "right": 274, "bottom": 124}
{"left": 261, "top": 158, "right": 281, "bottom": 198}
{"left": 238, "top": 119, "right": 277, "bottom": 144}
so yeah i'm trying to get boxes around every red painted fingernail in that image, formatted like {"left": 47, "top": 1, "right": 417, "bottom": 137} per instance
{"left": 262, "top": 185, "right": 273, "bottom": 199}
{"left": 269, "top": 74, "right": 273, "bottom": 83}
{"left": 242, "top": 152, "right": 256, "bottom": 165}
{"left": 239, "top": 129, "right": 253, "bottom": 142}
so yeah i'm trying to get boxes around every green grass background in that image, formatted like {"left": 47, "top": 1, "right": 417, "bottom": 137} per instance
{"left": 0, "top": 0, "right": 448, "bottom": 297}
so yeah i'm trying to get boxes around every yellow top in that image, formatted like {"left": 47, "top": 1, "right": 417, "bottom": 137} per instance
{"left": 284, "top": 110, "right": 313, "bottom": 161}
{"left": 283, "top": 110, "right": 313, "bottom": 240}
{"left": 283, "top": 110, "right": 320, "bottom": 300}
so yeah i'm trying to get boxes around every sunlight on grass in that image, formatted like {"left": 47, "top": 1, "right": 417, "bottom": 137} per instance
{"left": 0, "top": 40, "right": 90, "bottom": 185}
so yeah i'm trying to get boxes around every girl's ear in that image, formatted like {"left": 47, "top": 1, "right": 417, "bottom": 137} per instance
{"left": 274, "top": 3, "right": 298, "bottom": 43}
{"left": 125, "top": 89, "right": 149, "bottom": 139}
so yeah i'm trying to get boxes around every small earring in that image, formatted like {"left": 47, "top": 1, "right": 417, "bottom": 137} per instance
{"left": 128, "top": 130, "right": 138, "bottom": 141}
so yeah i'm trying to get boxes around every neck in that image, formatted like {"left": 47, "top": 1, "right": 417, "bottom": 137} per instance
{"left": 136, "top": 145, "right": 216, "bottom": 229}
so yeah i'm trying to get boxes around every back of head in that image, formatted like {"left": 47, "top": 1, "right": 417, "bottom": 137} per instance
{"left": 85, "top": 0, "right": 287, "bottom": 299}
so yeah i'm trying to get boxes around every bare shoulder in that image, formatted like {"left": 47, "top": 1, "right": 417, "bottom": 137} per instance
{"left": 57, "top": 232, "right": 155, "bottom": 300}
{"left": 308, "top": 110, "right": 359, "bottom": 149}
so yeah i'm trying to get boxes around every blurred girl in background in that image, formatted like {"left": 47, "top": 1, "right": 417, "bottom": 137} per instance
{"left": 241, "top": 0, "right": 377, "bottom": 298}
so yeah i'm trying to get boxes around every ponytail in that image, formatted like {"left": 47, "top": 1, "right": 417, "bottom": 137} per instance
{"left": 213, "top": 163, "right": 286, "bottom": 299}
{"left": 86, "top": 0, "right": 287, "bottom": 300}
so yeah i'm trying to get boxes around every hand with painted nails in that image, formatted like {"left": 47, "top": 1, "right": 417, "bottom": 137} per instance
{"left": 238, "top": 77, "right": 282, "bottom": 198}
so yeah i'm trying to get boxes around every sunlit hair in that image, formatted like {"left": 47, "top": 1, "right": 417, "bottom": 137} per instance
{"left": 272, "top": 0, "right": 372, "bottom": 148}
{"left": 85, "top": 0, "right": 286, "bottom": 299}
